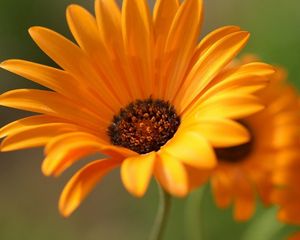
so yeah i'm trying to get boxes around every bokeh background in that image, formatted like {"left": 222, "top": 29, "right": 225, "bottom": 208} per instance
{"left": 0, "top": 0, "right": 300, "bottom": 239}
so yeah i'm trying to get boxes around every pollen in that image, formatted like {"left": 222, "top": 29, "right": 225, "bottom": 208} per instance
{"left": 108, "top": 98, "right": 180, "bottom": 154}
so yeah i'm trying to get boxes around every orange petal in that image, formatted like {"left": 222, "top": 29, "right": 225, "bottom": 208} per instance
{"left": 95, "top": 0, "right": 135, "bottom": 102}
{"left": 66, "top": 4, "right": 101, "bottom": 54}
{"left": 0, "top": 60, "right": 76, "bottom": 95}
{"left": 182, "top": 118, "right": 250, "bottom": 147}
{"left": 176, "top": 31, "right": 250, "bottom": 113}
{"left": 155, "top": 152, "right": 188, "bottom": 197}
{"left": 0, "top": 59, "right": 114, "bottom": 119}
{"left": 188, "top": 93, "right": 264, "bottom": 120}
{"left": 1, "top": 123, "right": 79, "bottom": 151}
{"left": 43, "top": 132, "right": 135, "bottom": 177}
{"left": 122, "top": 0, "right": 154, "bottom": 98}
{"left": 121, "top": 151, "right": 156, "bottom": 197}
{"left": 186, "top": 165, "right": 211, "bottom": 191}
{"left": 0, "top": 89, "right": 106, "bottom": 130}
{"left": 152, "top": 0, "right": 179, "bottom": 98}
{"left": 67, "top": 4, "right": 130, "bottom": 106}
{"left": 163, "top": 0, "right": 203, "bottom": 100}
{"left": 190, "top": 25, "right": 241, "bottom": 67}
{"left": 288, "top": 232, "right": 300, "bottom": 240}
{"left": 160, "top": 128, "right": 216, "bottom": 169}
{"left": 211, "top": 171, "right": 233, "bottom": 208}
{"left": 59, "top": 158, "right": 121, "bottom": 217}
{"left": 29, "top": 26, "right": 122, "bottom": 112}
{"left": 0, "top": 115, "right": 64, "bottom": 138}
{"left": 203, "top": 62, "right": 275, "bottom": 98}
{"left": 233, "top": 175, "right": 255, "bottom": 221}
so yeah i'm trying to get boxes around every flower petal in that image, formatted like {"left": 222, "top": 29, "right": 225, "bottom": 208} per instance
{"left": 122, "top": 0, "right": 154, "bottom": 98}
{"left": 233, "top": 175, "right": 255, "bottom": 221}
{"left": 121, "top": 151, "right": 156, "bottom": 197}
{"left": 66, "top": 4, "right": 131, "bottom": 106}
{"left": 163, "top": 0, "right": 203, "bottom": 100}
{"left": 59, "top": 158, "right": 121, "bottom": 217}
{"left": 203, "top": 62, "right": 274, "bottom": 97}
{"left": 95, "top": 0, "right": 135, "bottom": 102}
{"left": 0, "top": 60, "right": 75, "bottom": 95}
{"left": 155, "top": 152, "right": 188, "bottom": 197}
{"left": 152, "top": 0, "right": 179, "bottom": 97}
{"left": 1, "top": 123, "right": 79, "bottom": 151}
{"left": 182, "top": 118, "right": 250, "bottom": 147}
{"left": 43, "top": 132, "right": 135, "bottom": 177}
{"left": 29, "top": 26, "right": 122, "bottom": 112}
{"left": 160, "top": 128, "right": 216, "bottom": 169}
{"left": 211, "top": 171, "right": 233, "bottom": 208}
{"left": 190, "top": 25, "right": 241, "bottom": 66}
{"left": 176, "top": 31, "right": 250, "bottom": 112}
{"left": 0, "top": 89, "right": 107, "bottom": 130}
{"left": 187, "top": 93, "right": 264, "bottom": 120}
{"left": 0, "top": 115, "right": 64, "bottom": 138}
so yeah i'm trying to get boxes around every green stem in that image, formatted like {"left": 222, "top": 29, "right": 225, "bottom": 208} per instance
{"left": 185, "top": 186, "right": 207, "bottom": 240}
{"left": 148, "top": 185, "right": 172, "bottom": 240}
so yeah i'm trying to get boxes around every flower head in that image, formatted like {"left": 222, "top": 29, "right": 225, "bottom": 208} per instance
{"left": 195, "top": 61, "right": 299, "bottom": 221}
{"left": 0, "top": 0, "right": 274, "bottom": 217}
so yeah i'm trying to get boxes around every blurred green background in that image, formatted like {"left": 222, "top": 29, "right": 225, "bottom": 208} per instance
{"left": 0, "top": 0, "right": 300, "bottom": 239}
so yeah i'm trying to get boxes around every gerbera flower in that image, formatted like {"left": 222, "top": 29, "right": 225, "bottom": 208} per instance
{"left": 0, "top": 0, "right": 274, "bottom": 217}
{"left": 288, "top": 232, "right": 300, "bottom": 240}
{"left": 196, "top": 63, "right": 299, "bottom": 221}
{"left": 270, "top": 99, "right": 300, "bottom": 227}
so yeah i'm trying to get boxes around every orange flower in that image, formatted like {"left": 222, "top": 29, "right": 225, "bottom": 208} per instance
{"left": 195, "top": 64, "right": 300, "bottom": 221}
{"left": 0, "top": 0, "right": 273, "bottom": 217}
{"left": 288, "top": 232, "right": 300, "bottom": 240}
{"left": 271, "top": 96, "right": 300, "bottom": 226}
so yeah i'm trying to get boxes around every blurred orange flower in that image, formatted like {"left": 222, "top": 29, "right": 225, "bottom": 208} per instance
{"left": 192, "top": 61, "right": 300, "bottom": 221}
{"left": 288, "top": 232, "right": 300, "bottom": 240}
{"left": 0, "top": 0, "right": 273, "bottom": 217}
{"left": 271, "top": 94, "right": 300, "bottom": 226}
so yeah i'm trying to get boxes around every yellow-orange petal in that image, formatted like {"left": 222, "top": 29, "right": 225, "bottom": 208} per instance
{"left": 155, "top": 152, "right": 188, "bottom": 197}
{"left": 152, "top": 0, "right": 179, "bottom": 97}
{"left": 181, "top": 118, "right": 250, "bottom": 147}
{"left": 176, "top": 31, "right": 250, "bottom": 112}
{"left": 186, "top": 165, "right": 211, "bottom": 191}
{"left": 121, "top": 151, "right": 156, "bottom": 197}
{"left": 211, "top": 172, "right": 233, "bottom": 208}
{"left": 59, "top": 158, "right": 122, "bottom": 217}
{"left": 189, "top": 93, "right": 264, "bottom": 120}
{"left": 1, "top": 123, "right": 79, "bottom": 151}
{"left": 203, "top": 62, "right": 275, "bottom": 98}
{"left": 0, "top": 59, "right": 115, "bottom": 119}
{"left": 43, "top": 132, "right": 136, "bottom": 176}
{"left": 66, "top": 4, "right": 100, "bottom": 54}
{"left": 67, "top": 4, "right": 131, "bottom": 107}
{"left": 163, "top": 0, "right": 203, "bottom": 100}
{"left": 190, "top": 25, "right": 241, "bottom": 66}
{"left": 233, "top": 177, "right": 255, "bottom": 221}
{"left": 0, "top": 115, "right": 64, "bottom": 138}
{"left": 95, "top": 0, "right": 121, "bottom": 44}
{"left": 0, "top": 60, "right": 77, "bottom": 96}
{"left": 160, "top": 128, "right": 216, "bottom": 169}
{"left": 28, "top": 26, "right": 122, "bottom": 112}
{"left": 95, "top": 0, "right": 135, "bottom": 103}
{"left": 0, "top": 89, "right": 106, "bottom": 130}
{"left": 289, "top": 232, "right": 300, "bottom": 240}
{"left": 153, "top": 0, "right": 179, "bottom": 57}
{"left": 122, "top": 0, "right": 154, "bottom": 98}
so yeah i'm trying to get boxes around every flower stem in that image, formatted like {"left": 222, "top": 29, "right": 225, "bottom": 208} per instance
{"left": 185, "top": 185, "right": 207, "bottom": 240}
{"left": 148, "top": 185, "right": 172, "bottom": 240}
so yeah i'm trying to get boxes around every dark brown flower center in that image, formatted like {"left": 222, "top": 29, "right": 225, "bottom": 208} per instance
{"left": 214, "top": 121, "right": 254, "bottom": 163}
{"left": 108, "top": 98, "right": 180, "bottom": 154}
